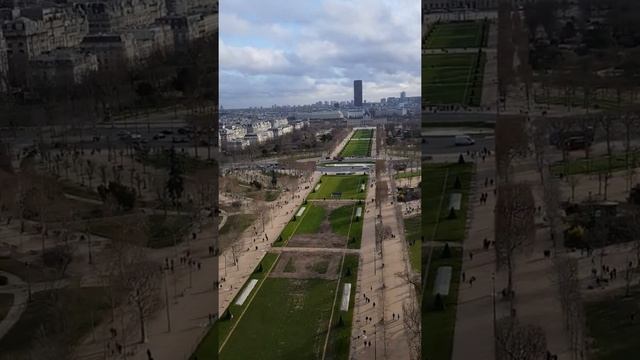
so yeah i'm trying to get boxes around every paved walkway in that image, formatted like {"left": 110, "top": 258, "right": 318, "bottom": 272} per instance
{"left": 379, "top": 158, "right": 412, "bottom": 359}
{"left": 350, "top": 136, "right": 413, "bottom": 359}
{"left": 350, "top": 169, "right": 385, "bottom": 359}
{"left": 451, "top": 156, "right": 502, "bottom": 360}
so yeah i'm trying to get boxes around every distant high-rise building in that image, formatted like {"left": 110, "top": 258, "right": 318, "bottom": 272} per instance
{"left": 354, "top": 80, "right": 362, "bottom": 107}
{"left": 400, "top": 91, "right": 406, "bottom": 99}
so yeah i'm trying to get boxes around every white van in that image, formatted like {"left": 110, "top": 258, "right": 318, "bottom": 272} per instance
{"left": 454, "top": 135, "right": 475, "bottom": 146}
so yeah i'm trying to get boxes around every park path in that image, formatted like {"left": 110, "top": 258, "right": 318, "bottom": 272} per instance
{"left": 0, "top": 271, "right": 27, "bottom": 340}
{"left": 451, "top": 156, "right": 504, "bottom": 360}
{"left": 349, "top": 166, "right": 385, "bottom": 359}
{"left": 350, "top": 130, "right": 414, "bottom": 360}
{"left": 379, "top": 157, "right": 412, "bottom": 359}
{"left": 451, "top": 155, "right": 575, "bottom": 360}
{"left": 73, "top": 219, "right": 216, "bottom": 360}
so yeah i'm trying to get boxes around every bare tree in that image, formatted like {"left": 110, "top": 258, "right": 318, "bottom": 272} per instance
{"left": 567, "top": 174, "right": 580, "bottom": 202}
{"left": 495, "top": 317, "right": 547, "bottom": 360}
{"left": 122, "top": 257, "right": 161, "bottom": 343}
{"left": 402, "top": 297, "right": 421, "bottom": 360}
{"left": 553, "top": 256, "right": 585, "bottom": 360}
{"left": 495, "top": 116, "right": 529, "bottom": 183}
{"left": 495, "top": 183, "right": 536, "bottom": 303}
{"left": 86, "top": 159, "right": 96, "bottom": 189}
{"left": 543, "top": 175, "right": 562, "bottom": 250}
{"left": 531, "top": 117, "right": 549, "bottom": 185}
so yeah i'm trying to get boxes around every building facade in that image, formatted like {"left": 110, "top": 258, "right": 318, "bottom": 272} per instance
{"left": 79, "top": 33, "right": 135, "bottom": 71}
{"left": 0, "top": 26, "right": 7, "bottom": 91}
{"left": 1, "top": 5, "right": 89, "bottom": 86}
{"left": 155, "top": 11, "right": 216, "bottom": 51}
{"left": 353, "top": 79, "right": 362, "bottom": 107}
{"left": 28, "top": 49, "right": 98, "bottom": 85}
{"left": 75, "top": 0, "right": 166, "bottom": 34}
{"left": 424, "top": 0, "right": 539, "bottom": 11}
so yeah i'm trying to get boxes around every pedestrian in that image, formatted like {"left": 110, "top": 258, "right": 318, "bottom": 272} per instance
{"left": 469, "top": 251, "right": 473, "bottom": 261}
{"left": 462, "top": 271, "right": 466, "bottom": 282}
{"left": 373, "top": 302, "right": 376, "bottom": 308}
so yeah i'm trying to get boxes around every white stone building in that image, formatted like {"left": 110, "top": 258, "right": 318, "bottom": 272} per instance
{"left": 1, "top": 5, "right": 89, "bottom": 85}
{"left": 28, "top": 48, "right": 98, "bottom": 85}
{"left": 79, "top": 33, "right": 135, "bottom": 71}
{"left": 75, "top": 0, "right": 166, "bottom": 34}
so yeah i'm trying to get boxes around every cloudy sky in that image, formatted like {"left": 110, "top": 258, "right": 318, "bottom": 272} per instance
{"left": 220, "top": 0, "right": 421, "bottom": 109}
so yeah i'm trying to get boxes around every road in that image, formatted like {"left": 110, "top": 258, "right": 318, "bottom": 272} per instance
{"left": 423, "top": 134, "right": 495, "bottom": 156}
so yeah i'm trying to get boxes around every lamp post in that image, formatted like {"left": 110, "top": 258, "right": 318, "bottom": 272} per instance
{"left": 164, "top": 269, "right": 171, "bottom": 332}
{"left": 374, "top": 322, "right": 377, "bottom": 360}
{"left": 492, "top": 273, "right": 497, "bottom": 356}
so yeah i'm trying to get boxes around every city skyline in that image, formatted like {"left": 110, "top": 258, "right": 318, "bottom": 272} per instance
{"left": 219, "top": 0, "right": 421, "bottom": 109}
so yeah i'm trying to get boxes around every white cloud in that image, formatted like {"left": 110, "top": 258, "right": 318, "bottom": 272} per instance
{"left": 219, "top": 40, "right": 291, "bottom": 74}
{"left": 220, "top": 0, "right": 421, "bottom": 107}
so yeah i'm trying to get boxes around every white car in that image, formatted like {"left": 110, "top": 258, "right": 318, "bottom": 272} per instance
{"left": 454, "top": 135, "right": 475, "bottom": 146}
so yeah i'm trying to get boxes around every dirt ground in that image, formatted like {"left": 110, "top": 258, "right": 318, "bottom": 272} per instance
{"left": 270, "top": 252, "right": 341, "bottom": 280}
{"left": 287, "top": 223, "right": 346, "bottom": 248}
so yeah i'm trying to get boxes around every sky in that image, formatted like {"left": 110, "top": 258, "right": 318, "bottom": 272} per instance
{"left": 219, "top": 0, "right": 421, "bottom": 109}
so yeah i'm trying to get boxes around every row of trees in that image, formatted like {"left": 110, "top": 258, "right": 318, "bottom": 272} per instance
{"left": 494, "top": 115, "right": 550, "bottom": 359}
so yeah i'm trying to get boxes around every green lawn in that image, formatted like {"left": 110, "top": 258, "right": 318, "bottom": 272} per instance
{"left": 425, "top": 21, "right": 486, "bottom": 49}
{"left": 329, "top": 203, "right": 364, "bottom": 249}
{"left": 351, "top": 129, "right": 374, "bottom": 139}
{"left": 395, "top": 170, "right": 421, "bottom": 179}
{"left": 218, "top": 277, "right": 336, "bottom": 360}
{"left": 194, "top": 252, "right": 279, "bottom": 359}
{"left": 220, "top": 214, "right": 257, "bottom": 236}
{"left": 293, "top": 205, "right": 326, "bottom": 234}
{"left": 265, "top": 190, "right": 281, "bottom": 202}
{"left": 423, "top": 52, "right": 486, "bottom": 106}
{"left": 0, "top": 287, "right": 111, "bottom": 358}
{"left": 273, "top": 203, "right": 326, "bottom": 247}
{"left": 423, "top": 162, "right": 473, "bottom": 243}
{"left": 274, "top": 202, "right": 363, "bottom": 248}
{"left": 339, "top": 139, "right": 372, "bottom": 157}
{"left": 550, "top": 152, "right": 640, "bottom": 176}
{"left": 404, "top": 215, "right": 421, "bottom": 273}
{"left": 0, "top": 258, "right": 58, "bottom": 283}
{"left": 326, "top": 254, "right": 359, "bottom": 359}
{"left": 0, "top": 293, "right": 13, "bottom": 323}
{"left": 146, "top": 214, "right": 192, "bottom": 248}
{"left": 422, "top": 162, "right": 472, "bottom": 360}
{"left": 423, "top": 247, "right": 463, "bottom": 360}
{"left": 308, "top": 175, "right": 368, "bottom": 200}
{"left": 586, "top": 286, "right": 640, "bottom": 360}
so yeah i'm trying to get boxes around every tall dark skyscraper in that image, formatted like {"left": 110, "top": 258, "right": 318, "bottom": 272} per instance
{"left": 354, "top": 80, "right": 363, "bottom": 107}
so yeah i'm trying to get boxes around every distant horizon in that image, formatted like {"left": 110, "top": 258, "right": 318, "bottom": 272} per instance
{"left": 220, "top": 92, "right": 421, "bottom": 110}
{"left": 220, "top": 0, "right": 420, "bottom": 109}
